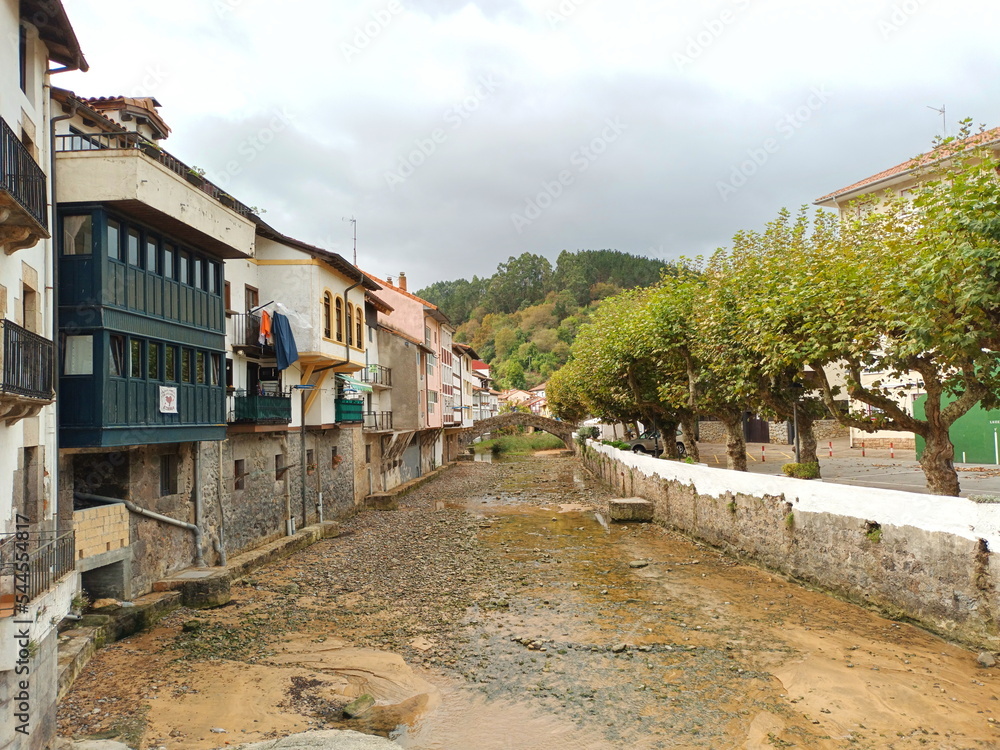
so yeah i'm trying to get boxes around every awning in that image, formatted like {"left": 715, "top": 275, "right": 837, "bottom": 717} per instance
{"left": 336, "top": 373, "right": 373, "bottom": 392}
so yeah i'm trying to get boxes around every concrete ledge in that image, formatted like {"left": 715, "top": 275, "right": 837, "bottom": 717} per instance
{"left": 363, "top": 493, "right": 398, "bottom": 511}
{"left": 608, "top": 497, "right": 654, "bottom": 522}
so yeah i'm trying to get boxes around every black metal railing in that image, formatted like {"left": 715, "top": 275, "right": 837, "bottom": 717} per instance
{"left": 0, "top": 530, "right": 75, "bottom": 609}
{"left": 229, "top": 313, "right": 274, "bottom": 355}
{"left": 363, "top": 410, "right": 393, "bottom": 431}
{"left": 1, "top": 320, "right": 54, "bottom": 400}
{"left": 54, "top": 131, "right": 256, "bottom": 219}
{"left": 361, "top": 364, "right": 392, "bottom": 388}
{"left": 228, "top": 390, "right": 292, "bottom": 424}
{"left": 1, "top": 117, "right": 47, "bottom": 229}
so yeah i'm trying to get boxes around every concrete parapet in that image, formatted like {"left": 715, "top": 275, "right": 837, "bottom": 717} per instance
{"left": 608, "top": 497, "right": 654, "bottom": 522}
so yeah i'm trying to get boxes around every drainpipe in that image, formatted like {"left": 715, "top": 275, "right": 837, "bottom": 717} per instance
{"left": 75, "top": 492, "right": 205, "bottom": 568}
{"left": 193, "top": 441, "right": 203, "bottom": 544}
{"left": 215, "top": 440, "right": 228, "bottom": 565}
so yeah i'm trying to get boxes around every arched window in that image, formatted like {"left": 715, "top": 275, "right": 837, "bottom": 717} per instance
{"left": 346, "top": 304, "right": 354, "bottom": 347}
{"left": 355, "top": 306, "right": 364, "bottom": 349}
{"left": 322, "top": 292, "right": 332, "bottom": 338}
{"left": 335, "top": 297, "right": 344, "bottom": 343}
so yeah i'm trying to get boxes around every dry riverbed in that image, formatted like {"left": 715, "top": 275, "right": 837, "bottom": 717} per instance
{"left": 59, "top": 455, "right": 1000, "bottom": 748}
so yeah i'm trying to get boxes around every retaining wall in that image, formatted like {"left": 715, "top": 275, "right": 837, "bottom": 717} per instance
{"left": 583, "top": 441, "right": 1000, "bottom": 650}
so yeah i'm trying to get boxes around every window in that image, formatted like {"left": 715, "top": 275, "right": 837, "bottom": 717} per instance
{"left": 335, "top": 298, "right": 344, "bottom": 342}
{"left": 18, "top": 25, "right": 27, "bottom": 93}
{"left": 346, "top": 304, "right": 354, "bottom": 347}
{"left": 234, "top": 459, "right": 245, "bottom": 490}
{"left": 107, "top": 219, "right": 121, "bottom": 261}
{"left": 181, "top": 349, "right": 192, "bottom": 382}
{"left": 130, "top": 339, "right": 144, "bottom": 378}
{"left": 193, "top": 257, "right": 204, "bottom": 289}
{"left": 210, "top": 353, "right": 221, "bottom": 386}
{"left": 179, "top": 251, "right": 190, "bottom": 284}
{"left": 148, "top": 342, "right": 160, "bottom": 380}
{"left": 127, "top": 228, "right": 141, "bottom": 267}
{"left": 146, "top": 238, "right": 159, "bottom": 274}
{"left": 109, "top": 335, "right": 125, "bottom": 377}
{"left": 275, "top": 454, "right": 285, "bottom": 480}
{"left": 160, "top": 454, "right": 178, "bottom": 496}
{"left": 245, "top": 285, "right": 259, "bottom": 312}
{"left": 428, "top": 390, "right": 437, "bottom": 413}
{"left": 224, "top": 281, "right": 232, "bottom": 311}
{"left": 163, "top": 244, "right": 175, "bottom": 278}
{"left": 207, "top": 262, "right": 218, "bottom": 294}
{"left": 306, "top": 449, "right": 315, "bottom": 475}
{"left": 331, "top": 447, "right": 339, "bottom": 468}
{"left": 62, "top": 215, "right": 92, "bottom": 255}
{"left": 323, "top": 292, "right": 332, "bottom": 338}
{"left": 196, "top": 351, "right": 207, "bottom": 384}
{"left": 164, "top": 346, "right": 177, "bottom": 381}
{"left": 365, "top": 444, "right": 371, "bottom": 464}
{"left": 427, "top": 355, "right": 436, "bottom": 379}
{"left": 63, "top": 335, "right": 93, "bottom": 375}
{"left": 355, "top": 307, "right": 363, "bottom": 349}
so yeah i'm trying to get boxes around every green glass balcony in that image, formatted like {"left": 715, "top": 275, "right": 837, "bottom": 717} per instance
{"left": 335, "top": 398, "right": 364, "bottom": 424}
{"left": 230, "top": 391, "right": 292, "bottom": 425}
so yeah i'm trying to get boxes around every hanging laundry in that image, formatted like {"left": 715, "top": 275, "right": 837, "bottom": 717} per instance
{"left": 271, "top": 311, "right": 299, "bottom": 371}
{"left": 259, "top": 309, "right": 272, "bottom": 345}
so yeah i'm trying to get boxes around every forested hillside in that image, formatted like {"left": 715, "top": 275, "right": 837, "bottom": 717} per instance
{"left": 416, "top": 250, "right": 671, "bottom": 389}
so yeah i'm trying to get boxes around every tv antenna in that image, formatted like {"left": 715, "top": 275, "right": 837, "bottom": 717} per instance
{"left": 927, "top": 104, "right": 946, "bottom": 137}
{"left": 343, "top": 216, "right": 357, "bottom": 265}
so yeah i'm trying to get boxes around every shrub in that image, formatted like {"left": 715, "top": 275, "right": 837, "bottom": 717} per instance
{"left": 476, "top": 433, "right": 567, "bottom": 455}
{"left": 601, "top": 439, "right": 631, "bottom": 450}
{"left": 782, "top": 462, "right": 820, "bottom": 479}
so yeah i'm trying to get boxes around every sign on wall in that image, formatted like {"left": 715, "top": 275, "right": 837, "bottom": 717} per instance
{"left": 159, "top": 386, "right": 178, "bottom": 414}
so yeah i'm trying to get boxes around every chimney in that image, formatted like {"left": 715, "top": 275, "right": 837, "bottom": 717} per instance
{"left": 386, "top": 275, "right": 393, "bottom": 286}
{"left": 399, "top": 272, "right": 407, "bottom": 291}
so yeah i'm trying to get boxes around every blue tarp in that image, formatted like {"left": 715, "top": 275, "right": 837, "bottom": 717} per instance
{"left": 271, "top": 311, "right": 299, "bottom": 371}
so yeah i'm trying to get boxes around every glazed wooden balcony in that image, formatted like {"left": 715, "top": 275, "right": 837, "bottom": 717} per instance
{"left": 228, "top": 390, "right": 292, "bottom": 425}
{"left": 0, "top": 117, "right": 49, "bottom": 253}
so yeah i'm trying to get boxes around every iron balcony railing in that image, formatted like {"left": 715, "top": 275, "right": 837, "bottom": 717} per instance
{"left": 1, "top": 320, "right": 54, "bottom": 400}
{"left": 1, "top": 116, "right": 47, "bottom": 229}
{"left": 335, "top": 398, "right": 364, "bottom": 424}
{"left": 54, "top": 131, "right": 256, "bottom": 219}
{"left": 361, "top": 364, "right": 392, "bottom": 388}
{"left": 228, "top": 390, "right": 292, "bottom": 425}
{"left": 229, "top": 313, "right": 275, "bottom": 356}
{"left": 363, "top": 410, "right": 393, "bottom": 431}
{"left": 0, "top": 530, "right": 75, "bottom": 613}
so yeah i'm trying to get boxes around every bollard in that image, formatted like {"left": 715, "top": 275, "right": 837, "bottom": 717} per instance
{"left": 828, "top": 441, "right": 833, "bottom": 458}
{"left": 762, "top": 445, "right": 765, "bottom": 462}
{"left": 862, "top": 440, "right": 865, "bottom": 457}
{"left": 890, "top": 442, "right": 894, "bottom": 459}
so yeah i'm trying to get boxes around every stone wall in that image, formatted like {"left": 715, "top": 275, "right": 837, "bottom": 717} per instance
{"left": 583, "top": 441, "right": 1000, "bottom": 650}
{"left": 696, "top": 420, "right": 727, "bottom": 443}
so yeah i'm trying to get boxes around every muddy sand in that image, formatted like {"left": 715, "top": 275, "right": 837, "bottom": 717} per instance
{"left": 59, "top": 455, "right": 1000, "bottom": 749}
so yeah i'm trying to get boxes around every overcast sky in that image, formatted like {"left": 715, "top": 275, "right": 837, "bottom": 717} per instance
{"left": 58, "top": 0, "right": 1000, "bottom": 291}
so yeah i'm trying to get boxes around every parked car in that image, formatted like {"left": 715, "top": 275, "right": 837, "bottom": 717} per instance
{"left": 627, "top": 429, "right": 686, "bottom": 458}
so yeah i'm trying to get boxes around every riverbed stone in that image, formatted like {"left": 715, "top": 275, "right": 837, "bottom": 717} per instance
{"left": 217, "top": 730, "right": 397, "bottom": 749}
{"left": 608, "top": 498, "right": 654, "bottom": 522}
{"left": 978, "top": 652, "right": 997, "bottom": 667}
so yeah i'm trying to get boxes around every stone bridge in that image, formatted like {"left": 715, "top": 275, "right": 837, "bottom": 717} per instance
{"left": 457, "top": 413, "right": 577, "bottom": 448}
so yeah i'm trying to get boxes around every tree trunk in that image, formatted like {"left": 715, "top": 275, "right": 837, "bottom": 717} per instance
{"left": 720, "top": 413, "right": 747, "bottom": 471}
{"left": 680, "top": 415, "right": 700, "bottom": 462}
{"left": 658, "top": 419, "right": 679, "bottom": 459}
{"left": 919, "top": 427, "right": 961, "bottom": 496}
{"left": 797, "top": 413, "right": 820, "bottom": 473}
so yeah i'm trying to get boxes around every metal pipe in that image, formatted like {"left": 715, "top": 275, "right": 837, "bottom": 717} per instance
{"left": 216, "top": 440, "right": 227, "bottom": 565}
{"left": 193, "top": 442, "right": 203, "bottom": 552}
{"left": 75, "top": 492, "right": 205, "bottom": 567}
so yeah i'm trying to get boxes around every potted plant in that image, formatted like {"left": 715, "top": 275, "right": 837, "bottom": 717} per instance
{"left": 186, "top": 166, "right": 207, "bottom": 187}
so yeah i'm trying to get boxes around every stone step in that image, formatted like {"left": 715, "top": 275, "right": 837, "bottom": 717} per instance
{"left": 608, "top": 497, "right": 654, "bottom": 522}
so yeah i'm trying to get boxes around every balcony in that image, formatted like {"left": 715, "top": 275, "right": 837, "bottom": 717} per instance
{"left": 0, "top": 116, "right": 49, "bottom": 253}
{"left": 363, "top": 410, "right": 393, "bottom": 432}
{"left": 228, "top": 390, "right": 292, "bottom": 425}
{"left": 361, "top": 364, "right": 392, "bottom": 388}
{"left": 229, "top": 313, "right": 275, "bottom": 358}
{"left": 0, "top": 529, "right": 76, "bottom": 618}
{"left": 54, "top": 131, "right": 255, "bottom": 259}
{"left": 336, "top": 398, "right": 364, "bottom": 424}
{"left": 0, "top": 319, "right": 54, "bottom": 425}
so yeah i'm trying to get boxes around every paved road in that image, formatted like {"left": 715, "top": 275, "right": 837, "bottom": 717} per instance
{"left": 694, "top": 437, "right": 1000, "bottom": 497}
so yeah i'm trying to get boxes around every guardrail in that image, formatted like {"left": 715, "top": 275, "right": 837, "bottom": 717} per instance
{"left": 0, "top": 530, "right": 75, "bottom": 612}
{"left": 0, "top": 116, "right": 47, "bottom": 229}
{"left": 1, "top": 319, "right": 54, "bottom": 400}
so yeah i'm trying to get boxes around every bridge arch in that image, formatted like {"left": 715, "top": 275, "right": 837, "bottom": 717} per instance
{"left": 458, "top": 413, "right": 577, "bottom": 449}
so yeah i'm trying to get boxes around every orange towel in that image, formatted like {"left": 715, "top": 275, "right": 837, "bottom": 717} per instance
{"left": 259, "top": 310, "right": 272, "bottom": 344}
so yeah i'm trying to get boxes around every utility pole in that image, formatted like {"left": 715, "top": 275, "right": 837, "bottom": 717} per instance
{"left": 343, "top": 216, "right": 357, "bottom": 265}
